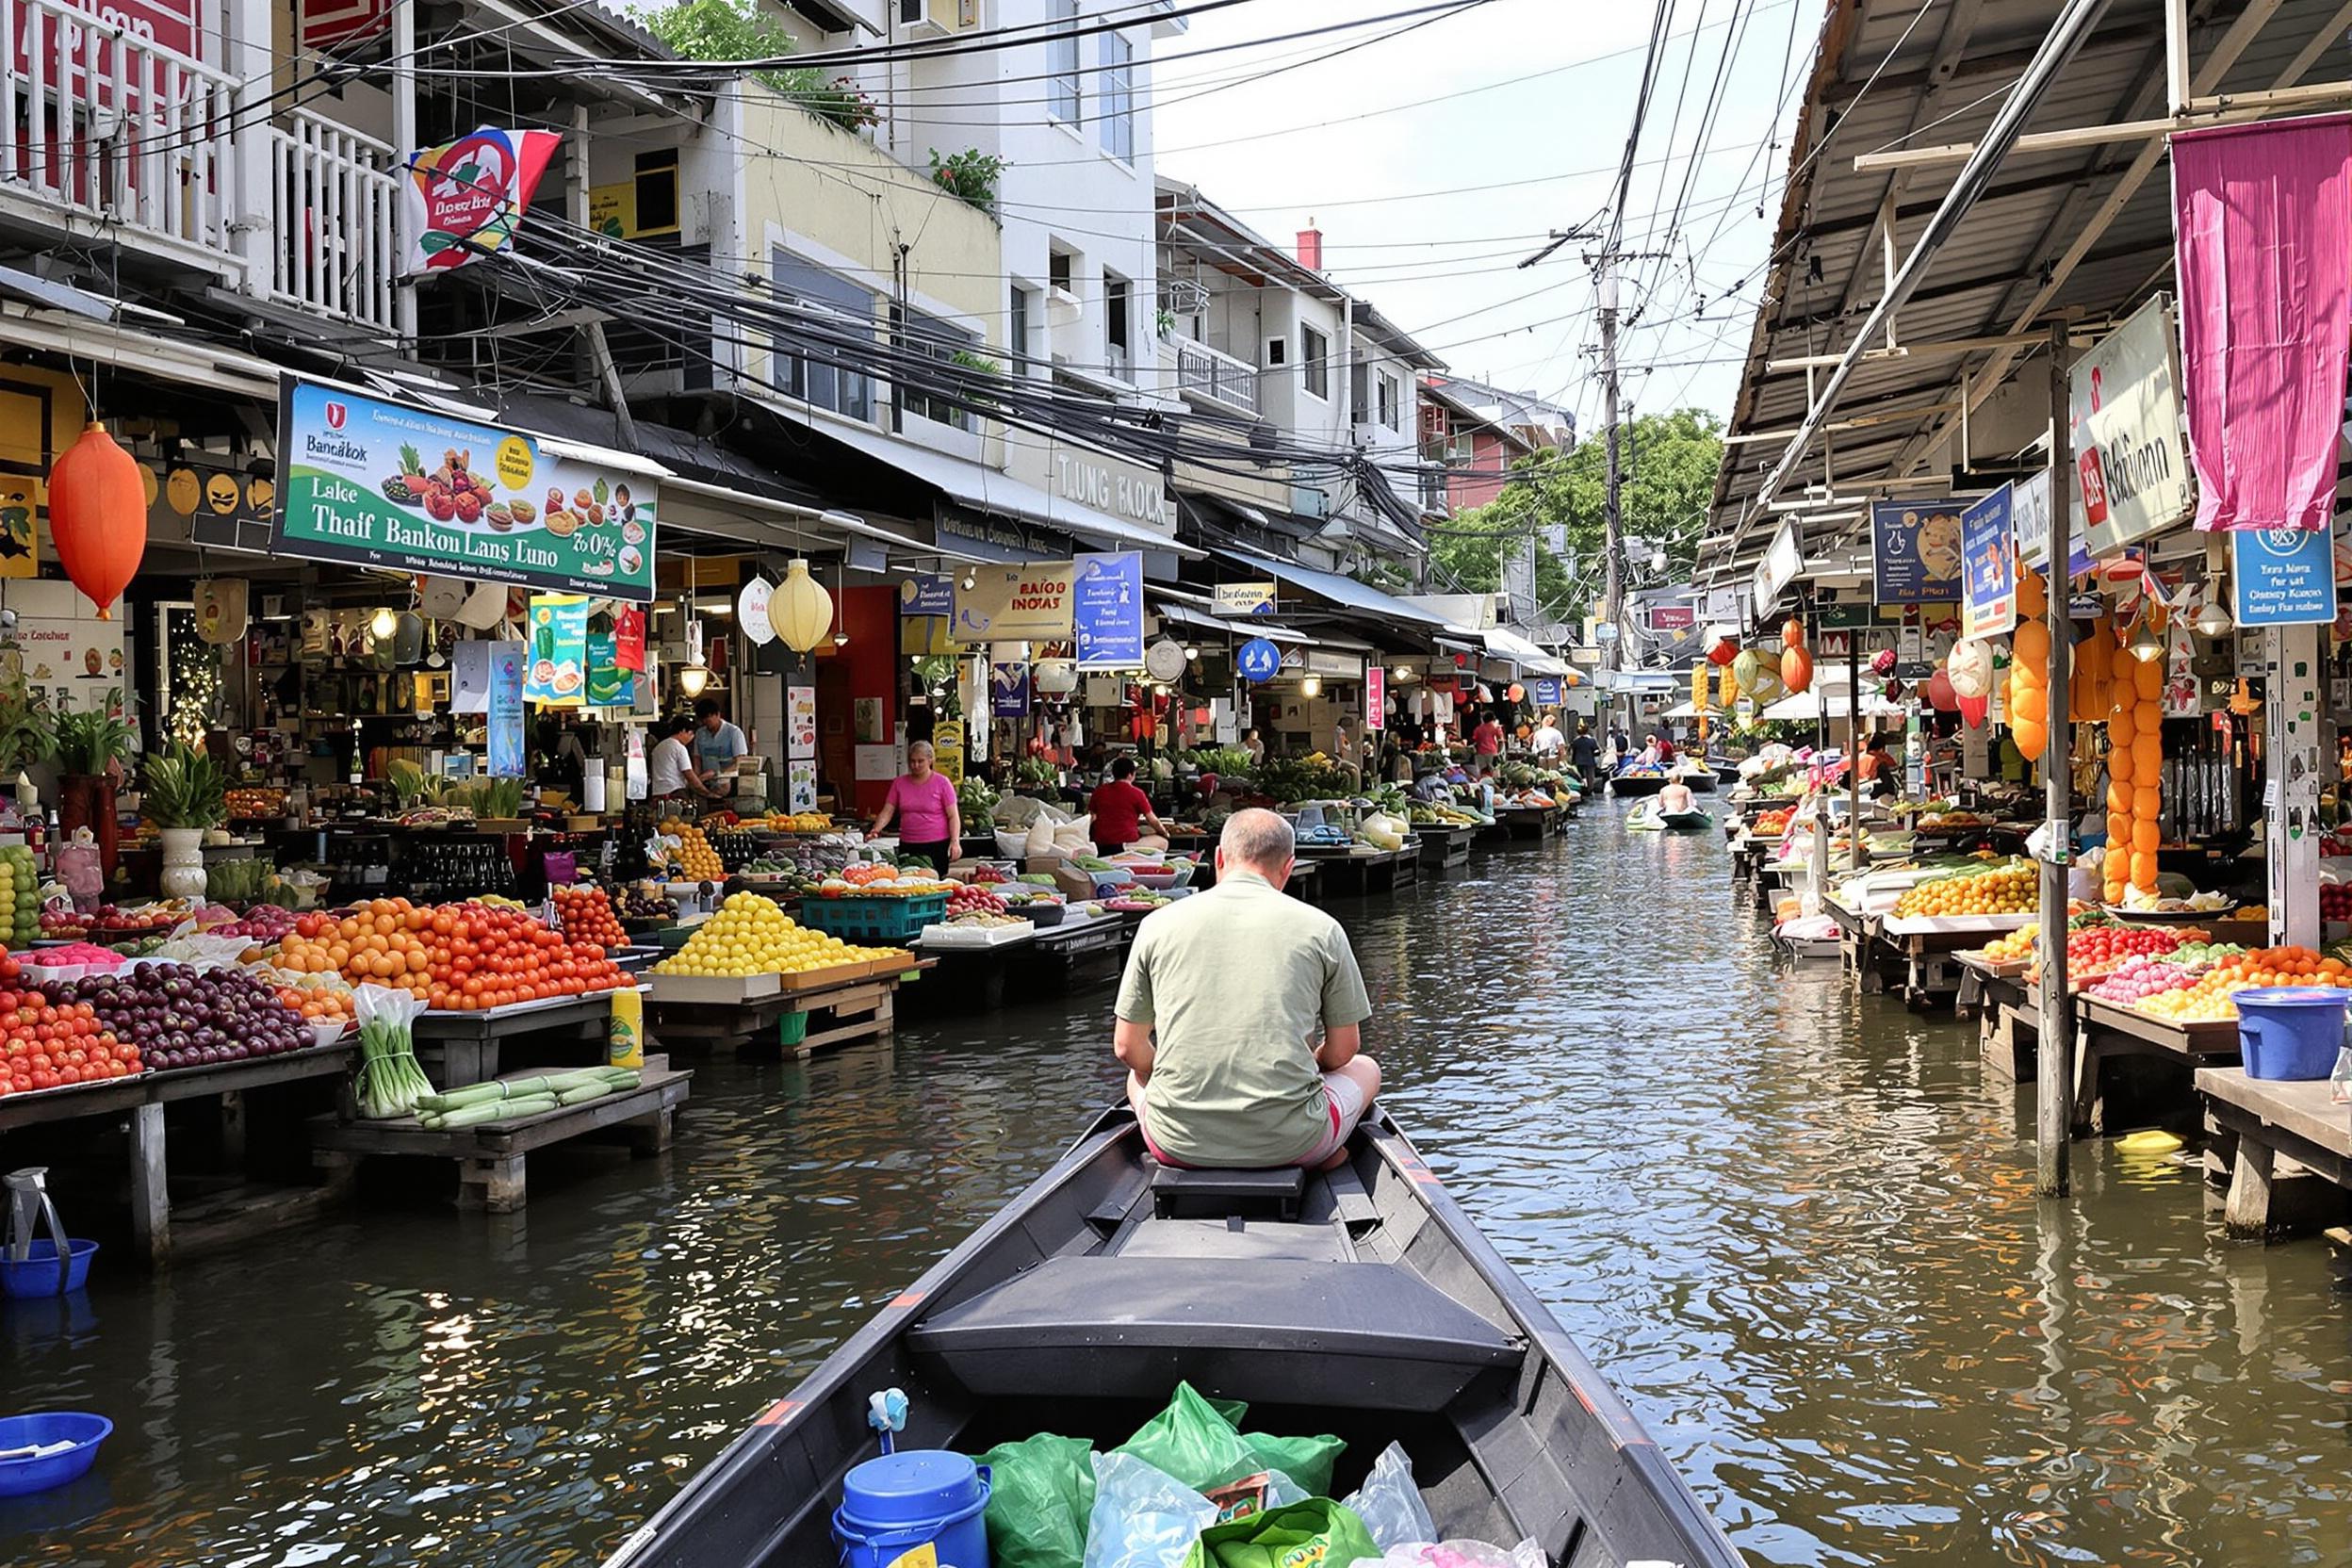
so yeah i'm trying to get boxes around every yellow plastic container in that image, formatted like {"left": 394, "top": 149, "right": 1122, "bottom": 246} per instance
{"left": 608, "top": 986, "right": 645, "bottom": 1070}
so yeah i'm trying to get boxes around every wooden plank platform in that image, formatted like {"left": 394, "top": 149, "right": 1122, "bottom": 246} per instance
{"left": 1487, "top": 805, "right": 1555, "bottom": 841}
{"left": 648, "top": 964, "right": 927, "bottom": 1054}
{"left": 414, "top": 992, "right": 619, "bottom": 1088}
{"left": 1295, "top": 844, "right": 1413, "bottom": 896}
{"left": 1416, "top": 825, "right": 1476, "bottom": 868}
{"left": 310, "top": 1064, "right": 691, "bottom": 1214}
{"left": 2197, "top": 1069, "right": 2352, "bottom": 1241}
{"left": 2014, "top": 988, "right": 2242, "bottom": 1135}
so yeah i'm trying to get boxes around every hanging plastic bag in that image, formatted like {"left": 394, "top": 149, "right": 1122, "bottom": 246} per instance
{"left": 1179, "top": 1498, "right": 1381, "bottom": 1568}
{"left": 1026, "top": 816, "right": 1059, "bottom": 858}
{"left": 352, "top": 983, "right": 434, "bottom": 1119}
{"left": 979, "top": 1431, "right": 1096, "bottom": 1568}
{"left": 1081, "top": 1451, "right": 1217, "bottom": 1568}
{"left": 1375, "top": 1541, "right": 1545, "bottom": 1568}
{"left": 1340, "top": 1444, "right": 1438, "bottom": 1552}
{"left": 1112, "top": 1381, "right": 1342, "bottom": 1498}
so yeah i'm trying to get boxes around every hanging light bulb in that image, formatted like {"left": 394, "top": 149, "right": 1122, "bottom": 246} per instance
{"left": 2193, "top": 597, "right": 2233, "bottom": 638}
{"left": 832, "top": 629, "right": 851, "bottom": 647}
{"left": 1299, "top": 674, "right": 1322, "bottom": 698}
{"left": 961, "top": 567, "right": 978, "bottom": 592}
{"left": 370, "top": 606, "right": 399, "bottom": 641}
{"left": 1182, "top": 645, "right": 1198, "bottom": 661}
{"left": 1392, "top": 665, "right": 1412, "bottom": 681}
{"left": 678, "top": 663, "right": 711, "bottom": 697}
{"left": 2127, "top": 616, "right": 2165, "bottom": 663}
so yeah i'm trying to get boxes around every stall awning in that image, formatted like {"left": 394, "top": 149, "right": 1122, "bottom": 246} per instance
{"left": 763, "top": 403, "right": 1201, "bottom": 558}
{"left": 1152, "top": 600, "right": 1316, "bottom": 646}
{"left": 1211, "top": 547, "right": 1447, "bottom": 630}
{"left": 1479, "top": 626, "right": 1568, "bottom": 676}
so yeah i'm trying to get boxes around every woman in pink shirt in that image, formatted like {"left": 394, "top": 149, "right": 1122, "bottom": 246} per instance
{"left": 870, "top": 741, "right": 962, "bottom": 872}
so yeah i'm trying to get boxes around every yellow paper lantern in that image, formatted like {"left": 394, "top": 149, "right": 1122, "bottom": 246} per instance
{"left": 772, "top": 558, "right": 835, "bottom": 652}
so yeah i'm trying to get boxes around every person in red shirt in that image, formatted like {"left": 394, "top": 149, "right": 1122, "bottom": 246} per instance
{"left": 1090, "top": 756, "right": 1168, "bottom": 855}
{"left": 1472, "top": 715, "right": 1505, "bottom": 758}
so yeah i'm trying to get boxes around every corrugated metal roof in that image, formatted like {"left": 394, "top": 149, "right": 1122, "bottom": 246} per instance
{"left": 1700, "top": 0, "right": 2352, "bottom": 590}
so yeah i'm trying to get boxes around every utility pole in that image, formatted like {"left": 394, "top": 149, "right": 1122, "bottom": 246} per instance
{"left": 1597, "top": 254, "right": 1625, "bottom": 738}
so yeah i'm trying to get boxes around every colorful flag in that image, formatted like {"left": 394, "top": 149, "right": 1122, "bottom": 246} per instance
{"left": 403, "top": 126, "right": 562, "bottom": 275}
{"left": 2171, "top": 114, "right": 2352, "bottom": 531}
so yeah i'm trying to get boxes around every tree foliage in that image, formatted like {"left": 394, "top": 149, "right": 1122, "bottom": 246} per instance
{"left": 1430, "top": 407, "right": 1723, "bottom": 624}
{"left": 635, "top": 0, "right": 825, "bottom": 96}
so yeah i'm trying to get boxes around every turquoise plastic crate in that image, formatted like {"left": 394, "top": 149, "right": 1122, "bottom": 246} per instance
{"left": 798, "top": 891, "right": 950, "bottom": 941}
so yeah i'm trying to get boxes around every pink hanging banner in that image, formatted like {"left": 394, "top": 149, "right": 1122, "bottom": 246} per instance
{"left": 2171, "top": 114, "right": 2352, "bottom": 531}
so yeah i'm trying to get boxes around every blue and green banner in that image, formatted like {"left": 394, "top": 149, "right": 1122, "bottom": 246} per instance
{"left": 273, "top": 377, "right": 657, "bottom": 600}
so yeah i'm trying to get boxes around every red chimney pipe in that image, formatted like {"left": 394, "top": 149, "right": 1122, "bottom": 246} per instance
{"left": 1296, "top": 220, "right": 1323, "bottom": 271}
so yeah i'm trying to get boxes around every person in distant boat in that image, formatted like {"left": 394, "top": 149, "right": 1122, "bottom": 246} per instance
{"left": 1115, "top": 808, "right": 1380, "bottom": 1171}
{"left": 1651, "top": 731, "right": 1677, "bottom": 763}
{"left": 1657, "top": 777, "right": 1697, "bottom": 815}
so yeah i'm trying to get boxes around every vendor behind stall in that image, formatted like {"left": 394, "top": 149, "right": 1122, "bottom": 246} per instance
{"left": 1091, "top": 757, "right": 1167, "bottom": 856}
{"left": 871, "top": 741, "right": 960, "bottom": 873}
{"left": 648, "top": 714, "right": 708, "bottom": 803}
{"left": 692, "top": 697, "right": 747, "bottom": 793}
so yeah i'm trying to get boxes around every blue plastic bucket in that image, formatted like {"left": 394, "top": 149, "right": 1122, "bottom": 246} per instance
{"left": 0, "top": 1412, "right": 111, "bottom": 1496}
{"left": 2234, "top": 987, "right": 2351, "bottom": 1081}
{"left": 0, "top": 1239, "right": 96, "bottom": 1298}
{"left": 832, "top": 1450, "right": 991, "bottom": 1568}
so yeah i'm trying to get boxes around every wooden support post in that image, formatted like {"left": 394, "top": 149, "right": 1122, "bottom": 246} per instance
{"left": 459, "top": 1155, "right": 527, "bottom": 1213}
{"left": 2224, "top": 1137, "right": 2277, "bottom": 1238}
{"left": 2036, "top": 320, "right": 2077, "bottom": 1197}
{"left": 129, "top": 1102, "right": 170, "bottom": 1265}
{"left": 219, "top": 1088, "right": 246, "bottom": 1168}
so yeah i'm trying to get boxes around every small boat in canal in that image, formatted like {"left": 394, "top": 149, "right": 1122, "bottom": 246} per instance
{"left": 603, "top": 1109, "right": 1743, "bottom": 1568}
{"left": 1672, "top": 762, "right": 1719, "bottom": 793}
{"left": 1627, "top": 801, "right": 1715, "bottom": 833}
{"left": 1607, "top": 767, "right": 1668, "bottom": 797}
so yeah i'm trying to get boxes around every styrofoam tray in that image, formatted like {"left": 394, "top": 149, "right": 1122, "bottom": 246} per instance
{"left": 1880, "top": 912, "right": 2037, "bottom": 936}
{"left": 645, "top": 971, "right": 782, "bottom": 1004}
{"left": 916, "top": 921, "right": 1037, "bottom": 949}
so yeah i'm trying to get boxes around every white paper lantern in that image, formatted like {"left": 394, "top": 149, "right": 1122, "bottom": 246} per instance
{"left": 1947, "top": 636, "right": 1995, "bottom": 699}
{"left": 1034, "top": 659, "right": 1078, "bottom": 695}
{"left": 772, "top": 559, "right": 833, "bottom": 652}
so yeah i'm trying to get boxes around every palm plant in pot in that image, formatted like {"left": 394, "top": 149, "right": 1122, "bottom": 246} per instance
{"left": 143, "top": 743, "right": 228, "bottom": 900}
{"left": 52, "top": 687, "right": 133, "bottom": 875}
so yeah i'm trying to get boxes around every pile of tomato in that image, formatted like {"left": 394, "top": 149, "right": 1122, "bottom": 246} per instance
{"left": 278, "top": 897, "right": 629, "bottom": 1010}
{"left": 551, "top": 885, "right": 628, "bottom": 949}
{"left": 0, "top": 956, "right": 140, "bottom": 1097}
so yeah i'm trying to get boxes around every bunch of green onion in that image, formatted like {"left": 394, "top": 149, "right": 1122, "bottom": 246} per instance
{"left": 412, "top": 1068, "right": 640, "bottom": 1129}
{"left": 354, "top": 1012, "right": 437, "bottom": 1119}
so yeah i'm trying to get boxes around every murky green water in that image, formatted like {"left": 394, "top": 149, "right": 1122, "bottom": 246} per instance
{"left": 6, "top": 809, "right": 2349, "bottom": 1565}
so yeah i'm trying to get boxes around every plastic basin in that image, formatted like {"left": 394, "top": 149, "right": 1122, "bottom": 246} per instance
{"left": 2234, "top": 986, "right": 2350, "bottom": 1081}
{"left": 833, "top": 1449, "right": 990, "bottom": 1568}
{"left": 0, "top": 1239, "right": 96, "bottom": 1298}
{"left": 1027, "top": 902, "right": 1066, "bottom": 928}
{"left": 0, "top": 1413, "right": 111, "bottom": 1495}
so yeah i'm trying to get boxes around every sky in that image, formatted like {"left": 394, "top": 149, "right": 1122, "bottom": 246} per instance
{"left": 1150, "top": 0, "right": 1818, "bottom": 435}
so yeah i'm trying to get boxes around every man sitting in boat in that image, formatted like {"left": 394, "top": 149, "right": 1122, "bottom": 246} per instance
{"left": 1114, "top": 808, "right": 1381, "bottom": 1171}
{"left": 1657, "top": 776, "right": 1698, "bottom": 816}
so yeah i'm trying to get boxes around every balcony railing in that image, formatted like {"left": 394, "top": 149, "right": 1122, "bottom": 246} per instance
{"left": 1168, "top": 335, "right": 1259, "bottom": 417}
{"left": 0, "top": 0, "right": 240, "bottom": 258}
{"left": 265, "top": 111, "right": 400, "bottom": 330}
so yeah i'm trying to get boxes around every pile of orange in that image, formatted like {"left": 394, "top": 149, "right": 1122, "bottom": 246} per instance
{"left": 282, "top": 900, "right": 435, "bottom": 984}
{"left": 1894, "top": 862, "right": 2035, "bottom": 919}
{"left": 2133, "top": 945, "right": 2348, "bottom": 1023}
{"left": 2101, "top": 615, "right": 2167, "bottom": 902}
{"left": 276, "top": 979, "right": 356, "bottom": 1029}
{"left": 278, "top": 897, "right": 629, "bottom": 1008}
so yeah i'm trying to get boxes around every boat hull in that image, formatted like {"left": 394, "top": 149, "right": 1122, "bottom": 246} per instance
{"left": 602, "top": 1111, "right": 1743, "bottom": 1568}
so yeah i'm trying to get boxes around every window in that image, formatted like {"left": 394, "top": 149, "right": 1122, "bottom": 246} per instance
{"left": 892, "top": 303, "right": 976, "bottom": 430}
{"left": 1008, "top": 285, "right": 1033, "bottom": 374}
{"left": 1301, "top": 325, "right": 1329, "bottom": 400}
{"left": 1048, "top": 248, "right": 1073, "bottom": 295}
{"left": 1048, "top": 0, "right": 1080, "bottom": 123}
{"left": 1105, "top": 272, "right": 1131, "bottom": 378}
{"left": 1378, "top": 371, "right": 1399, "bottom": 429}
{"left": 772, "top": 250, "right": 874, "bottom": 420}
{"left": 1102, "top": 30, "right": 1135, "bottom": 162}
{"left": 1349, "top": 360, "right": 1369, "bottom": 423}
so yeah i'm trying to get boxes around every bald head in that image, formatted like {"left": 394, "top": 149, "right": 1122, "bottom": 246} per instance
{"left": 1218, "top": 808, "right": 1295, "bottom": 876}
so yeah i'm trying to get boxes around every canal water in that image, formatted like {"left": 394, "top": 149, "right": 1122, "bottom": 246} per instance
{"left": 5, "top": 808, "right": 2347, "bottom": 1566}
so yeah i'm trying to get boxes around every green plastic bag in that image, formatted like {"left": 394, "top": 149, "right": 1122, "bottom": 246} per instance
{"left": 1114, "top": 1381, "right": 1344, "bottom": 1500}
{"left": 978, "top": 1431, "right": 1096, "bottom": 1568}
{"left": 1179, "top": 1499, "right": 1383, "bottom": 1568}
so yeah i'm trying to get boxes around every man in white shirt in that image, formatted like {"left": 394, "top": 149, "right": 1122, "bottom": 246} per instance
{"left": 1531, "top": 711, "right": 1566, "bottom": 763}
{"left": 648, "top": 714, "right": 705, "bottom": 801}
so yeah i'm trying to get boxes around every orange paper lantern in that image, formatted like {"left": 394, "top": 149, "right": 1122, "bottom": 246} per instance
{"left": 48, "top": 422, "right": 146, "bottom": 620}
{"left": 1781, "top": 645, "right": 1813, "bottom": 694}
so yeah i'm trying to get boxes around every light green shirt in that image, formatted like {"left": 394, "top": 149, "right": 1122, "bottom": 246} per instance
{"left": 1115, "top": 869, "right": 1373, "bottom": 1168}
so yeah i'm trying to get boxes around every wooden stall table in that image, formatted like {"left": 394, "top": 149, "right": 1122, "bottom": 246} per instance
{"left": 1294, "top": 843, "right": 1413, "bottom": 896}
{"left": 1282, "top": 859, "right": 1323, "bottom": 905}
{"left": 646, "top": 959, "right": 929, "bottom": 1055}
{"left": 1416, "top": 825, "right": 1477, "bottom": 870}
{"left": 1487, "top": 804, "right": 1554, "bottom": 841}
{"left": 310, "top": 1059, "right": 691, "bottom": 1214}
{"left": 1875, "top": 914, "right": 2034, "bottom": 1011}
{"left": 2197, "top": 1068, "right": 2352, "bottom": 1240}
{"left": 413, "top": 991, "right": 623, "bottom": 1088}
{"left": 1953, "top": 954, "right": 2034, "bottom": 1081}
{"left": 2022, "top": 988, "right": 2242, "bottom": 1135}
{"left": 0, "top": 1040, "right": 357, "bottom": 1266}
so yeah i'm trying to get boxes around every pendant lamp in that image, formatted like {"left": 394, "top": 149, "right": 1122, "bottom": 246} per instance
{"left": 773, "top": 558, "right": 835, "bottom": 652}
{"left": 48, "top": 422, "right": 147, "bottom": 619}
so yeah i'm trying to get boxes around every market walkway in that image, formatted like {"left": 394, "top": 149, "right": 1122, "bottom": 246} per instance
{"left": 7, "top": 809, "right": 2347, "bottom": 1566}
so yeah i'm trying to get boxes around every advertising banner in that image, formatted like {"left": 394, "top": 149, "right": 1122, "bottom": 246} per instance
{"left": 614, "top": 605, "right": 645, "bottom": 671}
{"left": 934, "top": 719, "right": 965, "bottom": 785}
{"left": 1214, "top": 581, "right": 1276, "bottom": 616}
{"left": 1531, "top": 676, "right": 1563, "bottom": 707}
{"left": 584, "top": 630, "right": 630, "bottom": 706}
{"left": 990, "top": 662, "right": 1031, "bottom": 717}
{"left": 898, "top": 573, "right": 955, "bottom": 617}
{"left": 1071, "top": 551, "right": 1144, "bottom": 669}
{"left": 953, "top": 562, "right": 1077, "bottom": 642}
{"left": 274, "top": 377, "right": 657, "bottom": 599}
{"left": 1364, "top": 664, "right": 1385, "bottom": 731}
{"left": 1959, "top": 483, "right": 2018, "bottom": 638}
{"left": 485, "top": 640, "right": 525, "bottom": 777}
{"left": 403, "top": 126, "right": 562, "bottom": 275}
{"left": 787, "top": 685, "right": 817, "bottom": 760}
{"left": 524, "top": 593, "right": 589, "bottom": 705}
{"left": 1870, "top": 499, "right": 1965, "bottom": 603}
{"left": 2070, "top": 294, "right": 2195, "bottom": 552}
{"left": 2232, "top": 525, "right": 2339, "bottom": 626}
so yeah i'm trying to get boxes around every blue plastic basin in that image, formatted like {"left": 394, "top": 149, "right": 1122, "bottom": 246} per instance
{"left": 833, "top": 1450, "right": 990, "bottom": 1568}
{"left": 0, "top": 1413, "right": 111, "bottom": 1496}
{"left": 2234, "top": 987, "right": 2351, "bottom": 1081}
{"left": 0, "top": 1239, "right": 96, "bottom": 1298}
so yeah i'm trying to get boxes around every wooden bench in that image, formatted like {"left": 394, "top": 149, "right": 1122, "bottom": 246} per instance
{"left": 2197, "top": 1069, "right": 2352, "bottom": 1241}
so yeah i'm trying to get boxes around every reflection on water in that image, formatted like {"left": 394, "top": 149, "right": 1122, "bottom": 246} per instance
{"left": 6, "top": 809, "right": 2348, "bottom": 1566}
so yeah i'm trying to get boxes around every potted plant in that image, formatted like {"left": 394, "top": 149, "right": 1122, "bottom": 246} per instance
{"left": 52, "top": 687, "right": 132, "bottom": 875}
{"left": 143, "top": 743, "right": 228, "bottom": 899}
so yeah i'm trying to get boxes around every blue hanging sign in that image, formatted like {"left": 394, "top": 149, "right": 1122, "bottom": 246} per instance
{"left": 2231, "top": 526, "right": 2338, "bottom": 627}
{"left": 1070, "top": 550, "right": 1144, "bottom": 669}
{"left": 1237, "top": 637, "right": 1281, "bottom": 683}
{"left": 486, "top": 639, "right": 526, "bottom": 777}
{"left": 1870, "top": 498, "right": 1965, "bottom": 604}
{"left": 1959, "top": 483, "right": 2017, "bottom": 638}
{"left": 897, "top": 573, "right": 955, "bottom": 616}
{"left": 1530, "top": 676, "right": 1563, "bottom": 706}
{"left": 989, "top": 662, "right": 1031, "bottom": 717}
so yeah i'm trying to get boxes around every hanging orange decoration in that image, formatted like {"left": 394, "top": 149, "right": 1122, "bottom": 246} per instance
{"left": 1782, "top": 616, "right": 1805, "bottom": 652}
{"left": 47, "top": 421, "right": 147, "bottom": 619}
{"left": 1781, "top": 644, "right": 1813, "bottom": 694}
